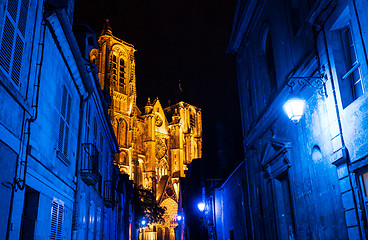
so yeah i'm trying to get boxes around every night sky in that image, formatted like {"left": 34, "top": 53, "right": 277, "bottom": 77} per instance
{"left": 74, "top": 0, "right": 243, "bottom": 177}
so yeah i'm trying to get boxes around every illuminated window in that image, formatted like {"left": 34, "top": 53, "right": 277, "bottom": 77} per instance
{"left": 0, "top": 0, "right": 30, "bottom": 86}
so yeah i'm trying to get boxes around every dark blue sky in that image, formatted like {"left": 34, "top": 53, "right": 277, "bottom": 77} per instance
{"left": 74, "top": 0, "right": 243, "bottom": 176}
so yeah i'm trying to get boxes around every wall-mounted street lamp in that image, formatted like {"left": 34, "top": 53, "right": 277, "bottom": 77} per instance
{"left": 284, "top": 66, "right": 327, "bottom": 123}
{"left": 283, "top": 98, "right": 306, "bottom": 123}
{"left": 197, "top": 202, "right": 205, "bottom": 212}
{"left": 176, "top": 215, "right": 182, "bottom": 221}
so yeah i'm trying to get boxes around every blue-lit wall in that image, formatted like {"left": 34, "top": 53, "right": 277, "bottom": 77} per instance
{"left": 225, "top": 0, "right": 368, "bottom": 239}
{"left": 213, "top": 162, "right": 247, "bottom": 240}
{"left": 0, "top": 0, "right": 129, "bottom": 239}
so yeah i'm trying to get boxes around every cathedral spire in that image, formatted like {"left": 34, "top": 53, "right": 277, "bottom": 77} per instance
{"left": 101, "top": 19, "right": 113, "bottom": 36}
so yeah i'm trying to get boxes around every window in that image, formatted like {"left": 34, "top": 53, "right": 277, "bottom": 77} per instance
{"left": 361, "top": 172, "right": 368, "bottom": 197}
{"left": 20, "top": 187, "right": 39, "bottom": 240}
{"left": 85, "top": 102, "right": 90, "bottom": 142}
{"left": 265, "top": 33, "right": 277, "bottom": 90}
{"left": 111, "top": 54, "right": 117, "bottom": 80}
{"left": 87, "top": 36, "right": 94, "bottom": 46}
{"left": 230, "top": 230, "right": 235, "bottom": 240}
{"left": 340, "top": 25, "right": 363, "bottom": 103}
{"left": 331, "top": 8, "right": 365, "bottom": 108}
{"left": 190, "top": 112, "right": 195, "bottom": 129}
{"left": 50, "top": 198, "right": 64, "bottom": 240}
{"left": 359, "top": 170, "right": 368, "bottom": 229}
{"left": 58, "top": 86, "right": 71, "bottom": 158}
{"left": 288, "top": 0, "right": 302, "bottom": 34}
{"left": 0, "top": 0, "right": 30, "bottom": 86}
{"left": 119, "top": 58, "right": 125, "bottom": 90}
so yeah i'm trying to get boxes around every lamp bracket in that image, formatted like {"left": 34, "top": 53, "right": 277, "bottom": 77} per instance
{"left": 287, "top": 66, "right": 328, "bottom": 97}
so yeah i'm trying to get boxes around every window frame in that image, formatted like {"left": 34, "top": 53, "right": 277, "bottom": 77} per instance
{"left": 57, "top": 85, "right": 72, "bottom": 165}
{"left": 50, "top": 198, "right": 64, "bottom": 240}
{"left": 0, "top": 0, "right": 30, "bottom": 88}
{"left": 329, "top": 6, "right": 366, "bottom": 109}
{"left": 339, "top": 24, "right": 364, "bottom": 101}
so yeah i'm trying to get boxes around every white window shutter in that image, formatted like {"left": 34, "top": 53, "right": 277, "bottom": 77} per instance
{"left": 50, "top": 198, "right": 64, "bottom": 240}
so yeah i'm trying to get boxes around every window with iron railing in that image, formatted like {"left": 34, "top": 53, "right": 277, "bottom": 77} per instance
{"left": 80, "top": 143, "right": 100, "bottom": 185}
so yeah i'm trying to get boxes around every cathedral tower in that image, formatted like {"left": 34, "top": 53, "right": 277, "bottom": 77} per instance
{"left": 90, "top": 20, "right": 202, "bottom": 240}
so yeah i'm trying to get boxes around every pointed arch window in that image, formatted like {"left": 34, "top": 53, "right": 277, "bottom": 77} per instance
{"left": 111, "top": 54, "right": 117, "bottom": 81}
{"left": 117, "top": 119, "right": 127, "bottom": 147}
{"left": 118, "top": 58, "right": 126, "bottom": 93}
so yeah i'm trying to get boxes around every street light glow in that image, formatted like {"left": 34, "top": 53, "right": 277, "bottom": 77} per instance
{"left": 176, "top": 215, "right": 182, "bottom": 221}
{"left": 141, "top": 220, "right": 146, "bottom": 226}
{"left": 283, "top": 98, "right": 306, "bottom": 123}
{"left": 197, "top": 202, "right": 205, "bottom": 212}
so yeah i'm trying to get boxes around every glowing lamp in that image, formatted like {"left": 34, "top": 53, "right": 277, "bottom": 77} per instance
{"left": 197, "top": 202, "right": 205, "bottom": 212}
{"left": 176, "top": 215, "right": 182, "bottom": 221}
{"left": 141, "top": 220, "right": 146, "bottom": 226}
{"left": 283, "top": 98, "right": 306, "bottom": 123}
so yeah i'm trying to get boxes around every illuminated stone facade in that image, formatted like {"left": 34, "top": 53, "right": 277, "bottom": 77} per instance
{"left": 90, "top": 21, "right": 202, "bottom": 239}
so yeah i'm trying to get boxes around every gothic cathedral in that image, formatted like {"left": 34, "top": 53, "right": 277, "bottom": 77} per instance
{"left": 90, "top": 21, "right": 202, "bottom": 239}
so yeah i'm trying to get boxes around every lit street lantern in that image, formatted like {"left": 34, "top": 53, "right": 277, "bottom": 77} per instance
{"left": 197, "top": 202, "right": 205, "bottom": 212}
{"left": 283, "top": 98, "right": 306, "bottom": 123}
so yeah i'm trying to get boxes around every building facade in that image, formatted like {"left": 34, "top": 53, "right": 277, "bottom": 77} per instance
{"left": 90, "top": 22, "right": 202, "bottom": 240}
{"left": 224, "top": 0, "right": 368, "bottom": 239}
{"left": 0, "top": 0, "right": 126, "bottom": 239}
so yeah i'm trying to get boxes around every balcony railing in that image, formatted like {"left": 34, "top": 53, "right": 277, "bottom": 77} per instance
{"left": 80, "top": 143, "right": 99, "bottom": 185}
{"left": 103, "top": 180, "right": 114, "bottom": 208}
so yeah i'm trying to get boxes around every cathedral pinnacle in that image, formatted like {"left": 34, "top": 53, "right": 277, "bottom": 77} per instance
{"left": 145, "top": 97, "right": 153, "bottom": 114}
{"left": 101, "top": 19, "right": 113, "bottom": 36}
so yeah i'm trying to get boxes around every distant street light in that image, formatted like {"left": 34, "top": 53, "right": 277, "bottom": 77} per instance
{"left": 176, "top": 215, "right": 182, "bottom": 221}
{"left": 141, "top": 219, "right": 146, "bottom": 226}
{"left": 283, "top": 98, "right": 306, "bottom": 123}
{"left": 197, "top": 202, "right": 205, "bottom": 212}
